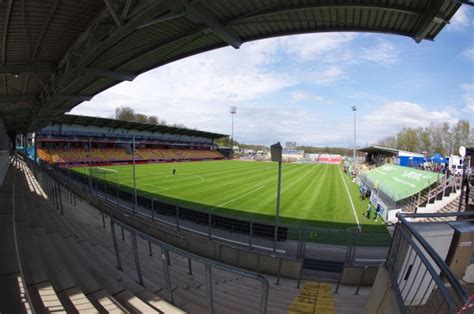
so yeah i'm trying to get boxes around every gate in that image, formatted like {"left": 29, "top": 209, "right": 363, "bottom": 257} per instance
{"left": 298, "top": 227, "right": 359, "bottom": 276}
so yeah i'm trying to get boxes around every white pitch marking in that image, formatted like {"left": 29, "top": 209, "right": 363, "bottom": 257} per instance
{"left": 211, "top": 185, "right": 266, "bottom": 210}
{"left": 337, "top": 166, "right": 361, "bottom": 231}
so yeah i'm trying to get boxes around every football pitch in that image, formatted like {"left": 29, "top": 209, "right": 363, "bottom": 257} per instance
{"left": 73, "top": 160, "right": 387, "bottom": 235}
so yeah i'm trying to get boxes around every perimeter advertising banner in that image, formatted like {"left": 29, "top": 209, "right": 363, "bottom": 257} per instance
{"left": 365, "top": 164, "right": 439, "bottom": 203}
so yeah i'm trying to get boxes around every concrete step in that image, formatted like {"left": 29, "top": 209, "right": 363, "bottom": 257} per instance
{"left": 61, "top": 287, "right": 98, "bottom": 313}
{"left": 89, "top": 289, "right": 129, "bottom": 314}
{"left": 0, "top": 273, "right": 29, "bottom": 314}
{"left": 34, "top": 281, "right": 66, "bottom": 313}
{"left": 114, "top": 290, "right": 163, "bottom": 313}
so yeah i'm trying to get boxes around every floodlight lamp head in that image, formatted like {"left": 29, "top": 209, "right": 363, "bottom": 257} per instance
{"left": 352, "top": 105, "right": 357, "bottom": 111}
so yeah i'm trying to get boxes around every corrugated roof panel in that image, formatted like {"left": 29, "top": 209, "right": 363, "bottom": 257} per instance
{"left": 0, "top": 0, "right": 464, "bottom": 133}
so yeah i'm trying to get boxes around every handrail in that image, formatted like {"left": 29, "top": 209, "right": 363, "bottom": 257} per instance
{"left": 395, "top": 212, "right": 471, "bottom": 306}
{"left": 112, "top": 217, "right": 270, "bottom": 314}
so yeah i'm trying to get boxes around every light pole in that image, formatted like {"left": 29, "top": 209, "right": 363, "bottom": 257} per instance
{"left": 88, "top": 138, "right": 92, "bottom": 192}
{"left": 458, "top": 146, "right": 466, "bottom": 212}
{"left": 271, "top": 142, "right": 283, "bottom": 253}
{"left": 132, "top": 137, "right": 138, "bottom": 213}
{"left": 352, "top": 105, "right": 357, "bottom": 173}
{"left": 230, "top": 106, "right": 236, "bottom": 149}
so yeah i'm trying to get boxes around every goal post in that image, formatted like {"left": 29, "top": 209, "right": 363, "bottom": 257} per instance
{"left": 88, "top": 167, "right": 120, "bottom": 202}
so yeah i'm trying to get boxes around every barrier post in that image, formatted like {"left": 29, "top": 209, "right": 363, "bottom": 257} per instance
{"left": 176, "top": 205, "right": 180, "bottom": 230}
{"left": 205, "top": 265, "right": 214, "bottom": 314}
{"left": 161, "top": 248, "right": 174, "bottom": 304}
{"left": 131, "top": 232, "right": 144, "bottom": 286}
{"left": 151, "top": 198, "right": 155, "bottom": 221}
{"left": 248, "top": 220, "right": 253, "bottom": 250}
{"left": 110, "top": 220, "right": 122, "bottom": 271}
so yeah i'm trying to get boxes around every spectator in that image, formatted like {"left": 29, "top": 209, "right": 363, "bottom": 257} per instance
{"left": 375, "top": 203, "right": 381, "bottom": 222}
{"left": 365, "top": 204, "right": 372, "bottom": 219}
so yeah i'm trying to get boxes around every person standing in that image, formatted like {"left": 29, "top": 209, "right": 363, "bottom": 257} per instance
{"left": 365, "top": 203, "right": 372, "bottom": 219}
{"left": 375, "top": 203, "right": 381, "bottom": 222}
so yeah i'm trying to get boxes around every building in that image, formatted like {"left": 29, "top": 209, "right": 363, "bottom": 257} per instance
{"left": 358, "top": 146, "right": 425, "bottom": 167}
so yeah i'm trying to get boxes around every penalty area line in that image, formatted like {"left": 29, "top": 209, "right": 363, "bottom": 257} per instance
{"left": 337, "top": 167, "right": 361, "bottom": 231}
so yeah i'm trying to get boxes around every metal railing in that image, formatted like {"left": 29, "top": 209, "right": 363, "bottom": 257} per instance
{"left": 27, "top": 156, "right": 391, "bottom": 283}
{"left": 386, "top": 211, "right": 473, "bottom": 313}
{"left": 111, "top": 217, "right": 270, "bottom": 314}
{"left": 22, "top": 156, "right": 273, "bottom": 313}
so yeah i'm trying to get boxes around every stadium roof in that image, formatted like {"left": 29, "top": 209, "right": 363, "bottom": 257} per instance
{"left": 362, "top": 164, "right": 440, "bottom": 202}
{"left": 0, "top": 0, "right": 464, "bottom": 134}
{"left": 49, "top": 114, "right": 227, "bottom": 139}
{"left": 358, "top": 146, "right": 426, "bottom": 157}
{"left": 358, "top": 146, "right": 400, "bottom": 155}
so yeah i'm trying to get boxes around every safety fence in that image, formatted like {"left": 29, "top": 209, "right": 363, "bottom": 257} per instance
{"left": 26, "top": 156, "right": 391, "bottom": 275}
{"left": 386, "top": 212, "right": 473, "bottom": 313}
{"left": 21, "top": 154, "right": 304, "bottom": 286}
{"left": 111, "top": 218, "right": 270, "bottom": 314}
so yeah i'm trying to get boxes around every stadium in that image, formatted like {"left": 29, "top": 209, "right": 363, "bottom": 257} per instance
{"left": 1, "top": 1, "right": 474, "bottom": 314}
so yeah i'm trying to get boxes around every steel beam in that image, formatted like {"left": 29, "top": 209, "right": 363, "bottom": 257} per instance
{"left": 234, "top": 2, "right": 426, "bottom": 23}
{"left": 0, "top": 63, "right": 56, "bottom": 74}
{"left": 56, "top": 95, "right": 93, "bottom": 102}
{"left": 186, "top": 3, "right": 241, "bottom": 49}
{"left": 0, "top": 95, "right": 37, "bottom": 103}
{"left": 136, "top": 11, "right": 186, "bottom": 29}
{"left": 85, "top": 67, "right": 137, "bottom": 81}
{"left": 104, "top": 0, "right": 123, "bottom": 27}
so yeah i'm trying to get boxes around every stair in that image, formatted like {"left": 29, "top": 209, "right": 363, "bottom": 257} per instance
{"left": 417, "top": 196, "right": 461, "bottom": 223}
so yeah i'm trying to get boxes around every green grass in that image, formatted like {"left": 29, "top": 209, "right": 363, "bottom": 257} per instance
{"left": 73, "top": 160, "right": 388, "bottom": 239}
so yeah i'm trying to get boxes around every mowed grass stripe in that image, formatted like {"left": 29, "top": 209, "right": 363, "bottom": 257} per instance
{"left": 73, "top": 161, "right": 386, "bottom": 233}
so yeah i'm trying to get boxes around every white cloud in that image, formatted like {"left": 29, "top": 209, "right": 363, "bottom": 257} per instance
{"left": 357, "top": 101, "right": 458, "bottom": 141}
{"left": 450, "top": 6, "right": 472, "bottom": 30}
{"left": 462, "top": 46, "right": 474, "bottom": 62}
{"left": 291, "top": 91, "right": 328, "bottom": 104}
{"left": 309, "top": 66, "right": 346, "bottom": 85}
{"left": 279, "top": 33, "right": 357, "bottom": 60}
{"left": 359, "top": 41, "right": 399, "bottom": 65}
{"left": 462, "top": 84, "right": 474, "bottom": 113}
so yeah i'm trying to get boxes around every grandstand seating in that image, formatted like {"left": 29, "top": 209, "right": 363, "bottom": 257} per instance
{"left": 4, "top": 158, "right": 312, "bottom": 313}
{"left": 37, "top": 147, "right": 224, "bottom": 164}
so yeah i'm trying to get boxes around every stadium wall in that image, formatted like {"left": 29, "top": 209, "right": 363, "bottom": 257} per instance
{"left": 42, "top": 123, "right": 213, "bottom": 144}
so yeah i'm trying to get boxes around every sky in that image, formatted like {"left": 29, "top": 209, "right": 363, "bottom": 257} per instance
{"left": 71, "top": 6, "right": 474, "bottom": 148}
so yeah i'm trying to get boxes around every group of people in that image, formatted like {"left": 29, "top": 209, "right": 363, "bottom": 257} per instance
{"left": 365, "top": 202, "right": 381, "bottom": 222}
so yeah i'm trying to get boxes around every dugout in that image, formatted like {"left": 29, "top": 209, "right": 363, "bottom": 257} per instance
{"left": 360, "top": 164, "right": 440, "bottom": 222}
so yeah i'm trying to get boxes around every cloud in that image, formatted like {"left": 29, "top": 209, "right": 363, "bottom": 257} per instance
{"left": 461, "top": 46, "right": 474, "bottom": 62}
{"left": 291, "top": 91, "right": 329, "bottom": 104}
{"left": 279, "top": 33, "right": 357, "bottom": 60}
{"left": 308, "top": 66, "right": 346, "bottom": 85}
{"left": 359, "top": 41, "right": 399, "bottom": 65}
{"left": 356, "top": 101, "right": 458, "bottom": 141}
{"left": 462, "top": 84, "right": 474, "bottom": 114}
{"left": 450, "top": 6, "right": 472, "bottom": 30}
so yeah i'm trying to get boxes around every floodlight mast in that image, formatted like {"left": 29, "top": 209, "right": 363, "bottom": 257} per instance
{"left": 230, "top": 106, "right": 237, "bottom": 150}
{"left": 352, "top": 105, "right": 357, "bottom": 173}
{"left": 458, "top": 146, "right": 467, "bottom": 212}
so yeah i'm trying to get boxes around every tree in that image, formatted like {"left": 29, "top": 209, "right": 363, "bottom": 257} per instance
{"left": 113, "top": 106, "right": 171, "bottom": 126}
{"left": 374, "top": 120, "right": 472, "bottom": 156}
